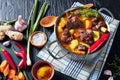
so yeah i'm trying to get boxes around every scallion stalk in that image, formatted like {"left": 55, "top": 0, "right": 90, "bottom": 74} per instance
{"left": 42, "top": 3, "right": 49, "bottom": 17}
{"left": 26, "top": 1, "right": 49, "bottom": 66}
{"left": 31, "top": 2, "right": 49, "bottom": 32}
{"left": 26, "top": 39, "right": 31, "bottom": 66}
{"left": 23, "top": 70, "right": 29, "bottom": 80}
{"left": 26, "top": 0, "right": 38, "bottom": 66}
{"left": 30, "top": 0, "right": 38, "bottom": 34}
{"left": 26, "top": 4, "right": 35, "bottom": 38}
{"left": 1, "top": 19, "right": 16, "bottom": 24}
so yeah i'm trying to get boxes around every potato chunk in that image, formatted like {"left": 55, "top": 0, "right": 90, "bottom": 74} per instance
{"left": 69, "top": 39, "right": 79, "bottom": 50}
{"left": 58, "top": 26, "right": 63, "bottom": 32}
{"left": 69, "top": 29, "right": 74, "bottom": 35}
{"left": 93, "top": 31, "right": 100, "bottom": 42}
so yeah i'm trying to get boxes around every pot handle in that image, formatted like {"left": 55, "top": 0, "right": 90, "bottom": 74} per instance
{"left": 98, "top": 8, "right": 114, "bottom": 24}
{"left": 46, "top": 40, "right": 69, "bottom": 59}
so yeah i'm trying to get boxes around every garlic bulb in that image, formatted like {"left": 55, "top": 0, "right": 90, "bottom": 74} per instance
{"left": 14, "top": 15, "right": 27, "bottom": 32}
{"left": 108, "top": 76, "right": 114, "bottom": 80}
{"left": 104, "top": 70, "right": 112, "bottom": 76}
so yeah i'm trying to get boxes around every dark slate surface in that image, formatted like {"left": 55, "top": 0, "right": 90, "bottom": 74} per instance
{"left": 0, "top": 0, "right": 120, "bottom": 80}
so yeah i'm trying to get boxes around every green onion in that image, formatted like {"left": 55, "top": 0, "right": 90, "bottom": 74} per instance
{"left": 26, "top": 40, "right": 31, "bottom": 66}
{"left": 42, "top": 3, "right": 49, "bottom": 18}
{"left": 26, "top": 1, "right": 49, "bottom": 66}
{"left": 30, "top": 0, "right": 38, "bottom": 34}
{"left": 18, "top": 68, "right": 21, "bottom": 73}
{"left": 23, "top": 70, "right": 29, "bottom": 80}
{"left": 31, "top": 2, "right": 49, "bottom": 32}
{"left": 26, "top": 4, "right": 35, "bottom": 38}
{"left": 1, "top": 19, "right": 16, "bottom": 24}
{"left": 31, "top": 0, "right": 38, "bottom": 25}
{"left": 26, "top": 0, "right": 38, "bottom": 66}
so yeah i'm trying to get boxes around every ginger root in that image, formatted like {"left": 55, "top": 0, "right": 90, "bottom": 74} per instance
{"left": 0, "top": 23, "right": 23, "bottom": 41}
{"left": 0, "top": 24, "right": 13, "bottom": 32}
{"left": 5, "top": 31, "right": 23, "bottom": 41}
{"left": 0, "top": 32, "right": 5, "bottom": 40}
{"left": 0, "top": 23, "right": 13, "bottom": 41}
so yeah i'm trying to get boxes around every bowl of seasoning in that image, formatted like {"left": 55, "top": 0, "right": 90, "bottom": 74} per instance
{"left": 30, "top": 31, "right": 47, "bottom": 48}
{"left": 31, "top": 61, "right": 54, "bottom": 80}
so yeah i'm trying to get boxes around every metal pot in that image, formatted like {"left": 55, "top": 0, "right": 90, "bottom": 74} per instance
{"left": 46, "top": 7, "right": 114, "bottom": 60}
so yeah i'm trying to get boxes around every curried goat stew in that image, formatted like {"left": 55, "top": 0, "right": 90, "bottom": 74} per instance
{"left": 56, "top": 7, "right": 109, "bottom": 55}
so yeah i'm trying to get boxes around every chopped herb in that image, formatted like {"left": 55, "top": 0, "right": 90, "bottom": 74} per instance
{"left": 107, "top": 54, "right": 120, "bottom": 76}
{"left": 78, "top": 7, "right": 99, "bottom": 18}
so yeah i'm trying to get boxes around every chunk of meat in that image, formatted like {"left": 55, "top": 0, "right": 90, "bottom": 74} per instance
{"left": 79, "top": 29, "right": 94, "bottom": 45}
{"left": 61, "top": 35, "right": 73, "bottom": 43}
{"left": 91, "top": 17, "right": 98, "bottom": 26}
{"left": 92, "top": 26, "right": 98, "bottom": 30}
{"left": 92, "top": 19, "right": 106, "bottom": 31}
{"left": 86, "top": 29, "right": 92, "bottom": 34}
{"left": 94, "top": 21, "right": 106, "bottom": 30}
{"left": 65, "top": 15, "right": 83, "bottom": 29}
{"left": 98, "top": 21, "right": 105, "bottom": 27}
{"left": 61, "top": 28, "right": 73, "bottom": 43}
{"left": 77, "top": 44, "right": 88, "bottom": 52}
{"left": 91, "top": 17, "right": 98, "bottom": 30}
{"left": 62, "top": 28, "right": 71, "bottom": 37}
{"left": 79, "top": 29, "right": 86, "bottom": 40}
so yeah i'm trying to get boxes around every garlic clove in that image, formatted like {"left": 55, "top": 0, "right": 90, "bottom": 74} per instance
{"left": 104, "top": 70, "right": 112, "bottom": 76}
{"left": 3, "top": 41, "right": 10, "bottom": 47}
{"left": 0, "top": 32, "right": 5, "bottom": 41}
{"left": 108, "top": 76, "right": 114, "bottom": 80}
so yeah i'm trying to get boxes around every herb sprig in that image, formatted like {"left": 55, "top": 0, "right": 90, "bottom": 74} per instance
{"left": 78, "top": 7, "right": 99, "bottom": 18}
{"left": 108, "top": 54, "right": 120, "bottom": 76}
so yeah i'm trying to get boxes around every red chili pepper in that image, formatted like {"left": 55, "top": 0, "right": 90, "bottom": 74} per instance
{"left": 14, "top": 41, "right": 26, "bottom": 69}
{"left": 88, "top": 32, "right": 110, "bottom": 53}
{"left": 18, "top": 59, "right": 24, "bottom": 69}
{"left": 12, "top": 48, "right": 24, "bottom": 69}
{"left": 12, "top": 48, "right": 23, "bottom": 58}
{"left": 0, "top": 47, "right": 17, "bottom": 73}
{"left": 14, "top": 51, "right": 23, "bottom": 58}
{"left": 14, "top": 41, "right": 26, "bottom": 57}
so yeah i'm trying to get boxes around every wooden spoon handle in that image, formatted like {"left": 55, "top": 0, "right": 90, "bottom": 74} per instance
{"left": 84, "top": 3, "right": 93, "bottom": 8}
